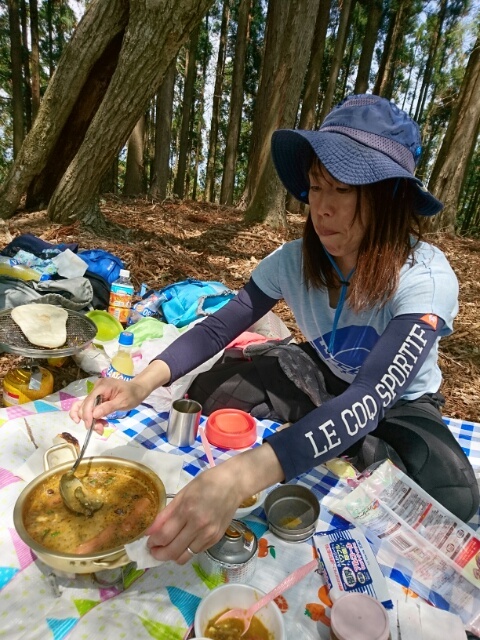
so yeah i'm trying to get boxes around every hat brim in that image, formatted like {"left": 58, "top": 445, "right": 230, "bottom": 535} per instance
{"left": 271, "top": 129, "right": 443, "bottom": 216}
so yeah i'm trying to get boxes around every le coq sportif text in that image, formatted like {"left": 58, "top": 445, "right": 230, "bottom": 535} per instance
{"left": 305, "top": 324, "right": 428, "bottom": 458}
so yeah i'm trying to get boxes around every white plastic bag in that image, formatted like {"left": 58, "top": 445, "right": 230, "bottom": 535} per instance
{"left": 131, "top": 321, "right": 224, "bottom": 413}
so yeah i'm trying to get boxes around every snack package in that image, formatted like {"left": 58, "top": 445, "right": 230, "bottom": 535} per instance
{"left": 324, "top": 459, "right": 480, "bottom": 635}
{"left": 316, "top": 526, "right": 393, "bottom": 608}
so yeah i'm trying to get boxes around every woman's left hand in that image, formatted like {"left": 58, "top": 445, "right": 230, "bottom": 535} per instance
{"left": 146, "top": 443, "right": 284, "bottom": 564}
{"left": 146, "top": 462, "right": 241, "bottom": 564}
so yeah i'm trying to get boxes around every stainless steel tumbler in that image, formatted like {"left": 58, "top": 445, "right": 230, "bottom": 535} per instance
{"left": 166, "top": 399, "right": 202, "bottom": 447}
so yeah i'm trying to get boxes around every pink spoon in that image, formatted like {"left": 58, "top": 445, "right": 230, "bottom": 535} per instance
{"left": 199, "top": 426, "right": 216, "bottom": 468}
{"left": 215, "top": 558, "right": 319, "bottom": 636}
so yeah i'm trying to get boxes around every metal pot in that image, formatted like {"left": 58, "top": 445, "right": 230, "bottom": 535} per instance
{"left": 13, "top": 444, "right": 167, "bottom": 574}
{"left": 198, "top": 519, "right": 258, "bottom": 583}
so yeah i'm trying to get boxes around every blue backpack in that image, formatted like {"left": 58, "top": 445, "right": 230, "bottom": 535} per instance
{"left": 78, "top": 250, "right": 124, "bottom": 284}
{"left": 157, "top": 278, "right": 235, "bottom": 327}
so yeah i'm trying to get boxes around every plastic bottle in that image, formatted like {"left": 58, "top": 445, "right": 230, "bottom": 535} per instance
{"left": 2, "top": 366, "right": 54, "bottom": 406}
{"left": 104, "top": 331, "right": 134, "bottom": 419}
{"left": 108, "top": 269, "right": 134, "bottom": 325}
{"left": 0, "top": 260, "right": 42, "bottom": 281}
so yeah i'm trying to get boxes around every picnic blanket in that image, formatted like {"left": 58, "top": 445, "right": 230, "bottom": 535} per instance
{"left": 0, "top": 376, "right": 478, "bottom": 639}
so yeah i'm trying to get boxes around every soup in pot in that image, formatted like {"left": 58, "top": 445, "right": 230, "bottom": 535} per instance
{"left": 23, "top": 463, "right": 159, "bottom": 554}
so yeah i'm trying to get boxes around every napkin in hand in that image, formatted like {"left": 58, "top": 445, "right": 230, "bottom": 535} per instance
{"left": 124, "top": 536, "right": 166, "bottom": 569}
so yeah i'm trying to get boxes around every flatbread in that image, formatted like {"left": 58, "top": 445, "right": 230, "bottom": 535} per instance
{"left": 11, "top": 303, "right": 68, "bottom": 348}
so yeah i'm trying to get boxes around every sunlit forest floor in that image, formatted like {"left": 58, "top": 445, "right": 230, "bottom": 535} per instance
{"left": 0, "top": 196, "right": 479, "bottom": 423}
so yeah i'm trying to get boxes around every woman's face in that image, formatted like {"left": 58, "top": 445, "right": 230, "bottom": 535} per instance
{"left": 308, "top": 163, "right": 368, "bottom": 271}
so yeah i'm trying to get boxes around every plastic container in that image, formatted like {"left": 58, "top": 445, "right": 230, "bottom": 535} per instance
{"left": 330, "top": 593, "right": 391, "bottom": 640}
{"left": 108, "top": 269, "right": 134, "bottom": 325}
{"left": 2, "top": 366, "right": 54, "bottom": 406}
{"left": 86, "top": 310, "right": 123, "bottom": 344}
{"left": 205, "top": 408, "right": 257, "bottom": 449}
{"left": 104, "top": 331, "right": 134, "bottom": 419}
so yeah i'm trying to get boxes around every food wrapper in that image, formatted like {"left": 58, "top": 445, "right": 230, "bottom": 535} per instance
{"left": 315, "top": 526, "right": 393, "bottom": 608}
{"left": 324, "top": 459, "right": 480, "bottom": 635}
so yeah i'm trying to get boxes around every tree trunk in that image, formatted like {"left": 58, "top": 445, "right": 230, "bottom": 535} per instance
{"left": 243, "top": 0, "right": 320, "bottom": 227}
{"left": 123, "top": 115, "right": 146, "bottom": 195}
{"left": 46, "top": 0, "right": 54, "bottom": 77}
{"left": 298, "top": 0, "right": 330, "bottom": 130}
{"left": 0, "top": 0, "right": 214, "bottom": 226}
{"left": 414, "top": 0, "right": 447, "bottom": 125}
{"left": 48, "top": 1, "right": 212, "bottom": 224}
{"left": 29, "top": 0, "right": 40, "bottom": 119}
{"left": 428, "top": 37, "right": 480, "bottom": 234}
{"left": 373, "top": 0, "right": 414, "bottom": 99}
{"left": 354, "top": 0, "right": 383, "bottom": 94}
{"left": 0, "top": 0, "right": 129, "bottom": 218}
{"left": 25, "top": 31, "right": 125, "bottom": 210}
{"left": 220, "top": 0, "right": 251, "bottom": 205}
{"left": 7, "top": 0, "right": 25, "bottom": 158}
{"left": 319, "top": 0, "right": 355, "bottom": 122}
{"left": 19, "top": 0, "right": 32, "bottom": 131}
{"left": 174, "top": 24, "right": 201, "bottom": 199}
{"left": 151, "top": 58, "right": 176, "bottom": 200}
{"left": 205, "top": 0, "right": 230, "bottom": 202}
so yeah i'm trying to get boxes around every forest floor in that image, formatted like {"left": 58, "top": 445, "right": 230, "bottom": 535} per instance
{"left": 0, "top": 195, "right": 479, "bottom": 423}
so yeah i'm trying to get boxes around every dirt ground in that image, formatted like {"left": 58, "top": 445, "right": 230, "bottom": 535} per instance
{"left": 1, "top": 196, "right": 479, "bottom": 423}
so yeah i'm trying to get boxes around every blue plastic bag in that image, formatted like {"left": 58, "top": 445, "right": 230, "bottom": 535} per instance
{"left": 78, "top": 249, "right": 124, "bottom": 284}
{"left": 158, "top": 278, "right": 235, "bottom": 327}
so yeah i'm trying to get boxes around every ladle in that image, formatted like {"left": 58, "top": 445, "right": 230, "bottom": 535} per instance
{"left": 59, "top": 395, "right": 103, "bottom": 517}
{"left": 215, "top": 558, "right": 318, "bottom": 636}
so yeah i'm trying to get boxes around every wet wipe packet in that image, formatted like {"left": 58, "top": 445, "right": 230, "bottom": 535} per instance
{"left": 315, "top": 526, "right": 393, "bottom": 609}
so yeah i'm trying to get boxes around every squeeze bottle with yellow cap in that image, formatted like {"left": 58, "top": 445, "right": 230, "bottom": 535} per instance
{"left": 104, "top": 331, "right": 134, "bottom": 419}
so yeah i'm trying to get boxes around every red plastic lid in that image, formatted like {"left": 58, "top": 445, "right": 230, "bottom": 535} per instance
{"left": 205, "top": 409, "right": 257, "bottom": 449}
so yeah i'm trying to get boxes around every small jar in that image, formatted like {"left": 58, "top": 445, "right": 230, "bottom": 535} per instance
{"left": 330, "top": 593, "right": 391, "bottom": 640}
{"left": 2, "top": 366, "right": 54, "bottom": 406}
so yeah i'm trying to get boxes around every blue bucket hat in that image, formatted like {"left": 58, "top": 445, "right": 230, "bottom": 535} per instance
{"left": 271, "top": 94, "right": 442, "bottom": 216}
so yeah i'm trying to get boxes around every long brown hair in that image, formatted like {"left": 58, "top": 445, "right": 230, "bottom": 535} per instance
{"left": 302, "top": 162, "right": 425, "bottom": 312}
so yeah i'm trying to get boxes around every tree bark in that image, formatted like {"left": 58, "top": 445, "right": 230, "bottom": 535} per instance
{"left": 19, "top": 0, "right": 32, "bottom": 131}
{"left": 319, "top": 0, "right": 355, "bottom": 122}
{"left": 205, "top": 0, "right": 230, "bottom": 202}
{"left": 428, "top": 38, "right": 480, "bottom": 234}
{"left": 174, "top": 24, "right": 201, "bottom": 199}
{"left": 29, "top": 0, "right": 40, "bottom": 119}
{"left": 220, "top": 0, "right": 251, "bottom": 205}
{"left": 298, "top": 0, "right": 330, "bottom": 130}
{"left": 243, "top": 0, "right": 320, "bottom": 227}
{"left": 0, "top": 0, "right": 129, "bottom": 218}
{"left": 0, "top": 0, "right": 214, "bottom": 225}
{"left": 354, "top": 0, "right": 383, "bottom": 94}
{"left": 123, "top": 115, "right": 146, "bottom": 195}
{"left": 151, "top": 58, "right": 176, "bottom": 200}
{"left": 7, "top": 0, "right": 25, "bottom": 158}
{"left": 373, "top": 0, "right": 414, "bottom": 99}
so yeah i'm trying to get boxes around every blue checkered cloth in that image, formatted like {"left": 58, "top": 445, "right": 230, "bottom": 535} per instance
{"left": 113, "top": 406, "right": 480, "bottom": 624}
{"left": 113, "top": 407, "right": 480, "bottom": 530}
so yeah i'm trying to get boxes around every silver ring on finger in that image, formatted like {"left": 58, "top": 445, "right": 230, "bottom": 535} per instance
{"left": 186, "top": 546, "right": 196, "bottom": 556}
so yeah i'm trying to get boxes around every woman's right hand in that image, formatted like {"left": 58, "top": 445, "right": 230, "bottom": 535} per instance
{"left": 70, "top": 359, "right": 171, "bottom": 433}
{"left": 69, "top": 378, "right": 147, "bottom": 433}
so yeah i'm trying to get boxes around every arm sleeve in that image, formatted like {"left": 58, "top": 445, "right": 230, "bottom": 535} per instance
{"left": 152, "top": 278, "right": 277, "bottom": 383}
{"left": 266, "top": 313, "right": 445, "bottom": 481}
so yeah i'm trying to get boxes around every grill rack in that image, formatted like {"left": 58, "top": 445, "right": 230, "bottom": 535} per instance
{"left": 0, "top": 308, "right": 97, "bottom": 358}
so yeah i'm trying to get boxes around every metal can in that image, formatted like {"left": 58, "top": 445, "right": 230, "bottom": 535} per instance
{"left": 198, "top": 519, "right": 258, "bottom": 584}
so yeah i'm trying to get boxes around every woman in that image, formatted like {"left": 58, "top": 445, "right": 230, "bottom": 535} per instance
{"left": 71, "top": 94, "right": 479, "bottom": 564}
